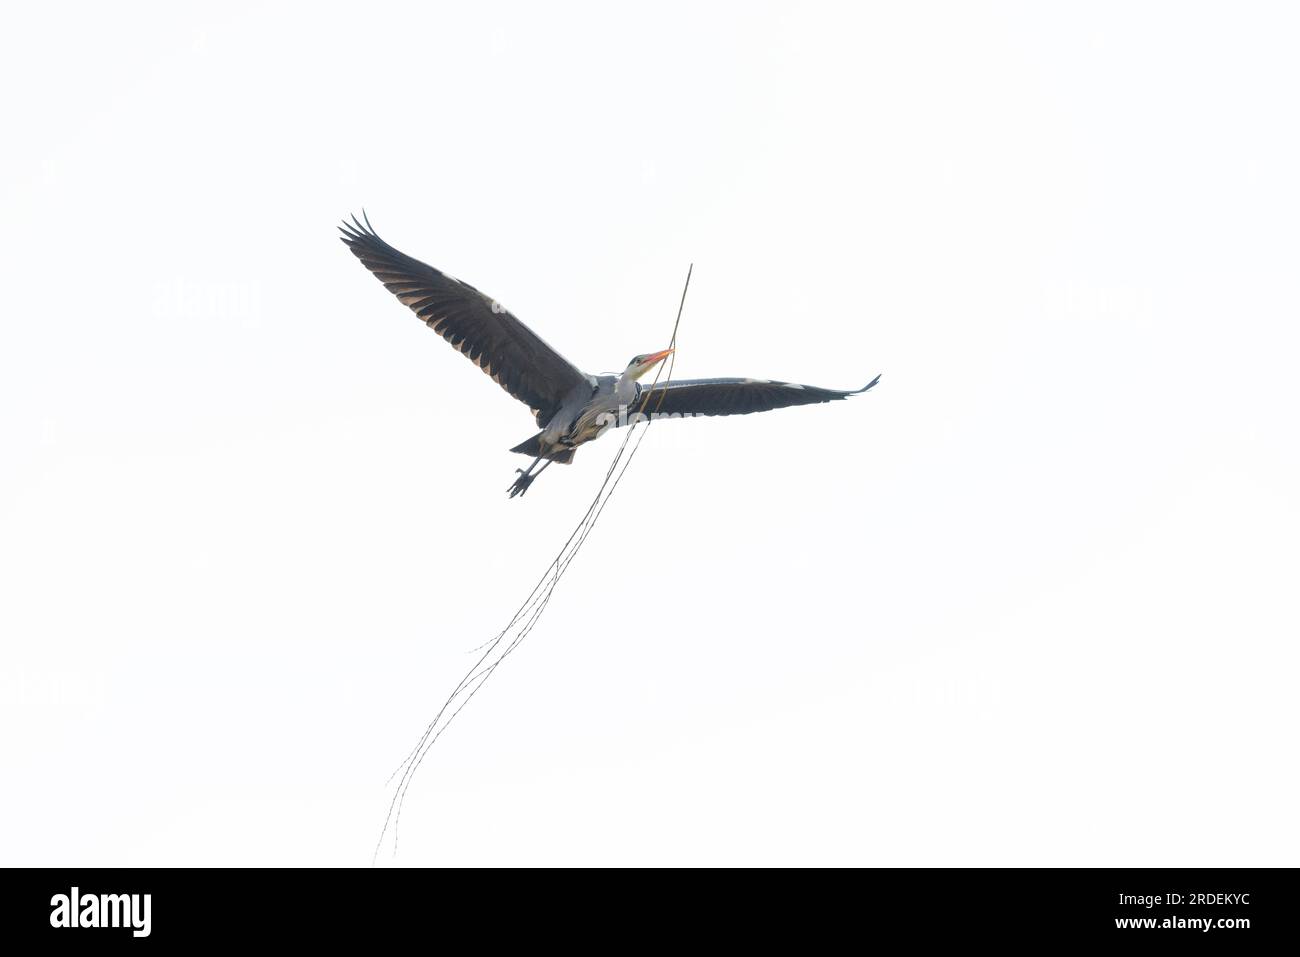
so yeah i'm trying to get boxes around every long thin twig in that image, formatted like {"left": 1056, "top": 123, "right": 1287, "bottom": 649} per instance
{"left": 373, "top": 265, "right": 693, "bottom": 863}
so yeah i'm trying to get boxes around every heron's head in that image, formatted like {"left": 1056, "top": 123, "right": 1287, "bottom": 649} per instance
{"left": 625, "top": 348, "right": 674, "bottom": 380}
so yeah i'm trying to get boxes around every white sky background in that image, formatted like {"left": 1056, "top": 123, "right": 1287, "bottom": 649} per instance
{"left": 2, "top": 2, "right": 1297, "bottom": 867}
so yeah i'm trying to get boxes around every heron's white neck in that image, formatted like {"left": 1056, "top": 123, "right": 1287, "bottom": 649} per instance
{"left": 614, "top": 369, "right": 639, "bottom": 404}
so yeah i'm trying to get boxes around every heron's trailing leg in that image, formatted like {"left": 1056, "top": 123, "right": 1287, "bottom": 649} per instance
{"left": 508, "top": 455, "right": 553, "bottom": 498}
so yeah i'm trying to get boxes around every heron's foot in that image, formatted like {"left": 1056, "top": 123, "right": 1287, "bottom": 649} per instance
{"left": 507, "top": 469, "right": 535, "bottom": 499}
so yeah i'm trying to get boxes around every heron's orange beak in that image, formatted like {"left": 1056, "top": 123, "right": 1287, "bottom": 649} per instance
{"left": 643, "top": 348, "right": 674, "bottom": 366}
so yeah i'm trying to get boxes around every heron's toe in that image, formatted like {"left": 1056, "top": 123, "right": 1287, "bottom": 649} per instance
{"left": 507, "top": 472, "right": 535, "bottom": 498}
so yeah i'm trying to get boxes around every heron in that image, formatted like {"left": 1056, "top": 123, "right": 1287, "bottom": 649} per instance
{"left": 339, "top": 214, "right": 881, "bottom": 497}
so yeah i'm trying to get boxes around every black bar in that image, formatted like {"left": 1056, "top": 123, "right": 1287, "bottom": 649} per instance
{"left": 1, "top": 867, "right": 1292, "bottom": 946}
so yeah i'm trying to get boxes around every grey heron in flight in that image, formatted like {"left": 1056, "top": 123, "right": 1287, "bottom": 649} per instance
{"left": 340, "top": 214, "right": 881, "bottom": 497}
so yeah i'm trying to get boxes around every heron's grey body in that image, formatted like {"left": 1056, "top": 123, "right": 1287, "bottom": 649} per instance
{"left": 512, "top": 373, "right": 631, "bottom": 457}
{"left": 339, "top": 214, "right": 881, "bottom": 497}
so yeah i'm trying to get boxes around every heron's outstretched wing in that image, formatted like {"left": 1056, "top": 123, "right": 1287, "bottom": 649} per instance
{"left": 632, "top": 374, "right": 880, "bottom": 419}
{"left": 340, "top": 214, "right": 589, "bottom": 426}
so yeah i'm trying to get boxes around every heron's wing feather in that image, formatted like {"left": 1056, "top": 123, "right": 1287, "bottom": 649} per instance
{"left": 340, "top": 215, "right": 588, "bottom": 425}
{"left": 632, "top": 374, "right": 880, "bottom": 418}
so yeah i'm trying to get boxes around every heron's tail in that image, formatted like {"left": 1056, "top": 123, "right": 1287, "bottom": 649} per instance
{"left": 509, "top": 434, "right": 576, "bottom": 464}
